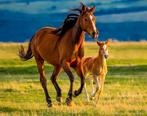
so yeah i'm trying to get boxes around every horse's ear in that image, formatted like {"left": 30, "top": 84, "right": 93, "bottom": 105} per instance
{"left": 89, "top": 6, "right": 96, "bottom": 13}
{"left": 105, "top": 39, "right": 111, "bottom": 47}
{"left": 97, "top": 41, "right": 101, "bottom": 46}
{"left": 81, "top": 3, "right": 87, "bottom": 14}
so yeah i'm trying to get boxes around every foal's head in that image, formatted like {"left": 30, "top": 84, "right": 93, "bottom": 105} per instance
{"left": 97, "top": 40, "right": 110, "bottom": 59}
{"left": 79, "top": 3, "right": 99, "bottom": 39}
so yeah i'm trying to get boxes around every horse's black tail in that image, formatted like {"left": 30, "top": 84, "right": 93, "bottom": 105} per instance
{"left": 18, "top": 37, "right": 33, "bottom": 61}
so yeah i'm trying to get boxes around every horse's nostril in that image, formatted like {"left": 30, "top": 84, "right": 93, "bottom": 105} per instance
{"left": 91, "top": 31, "right": 99, "bottom": 39}
{"left": 92, "top": 32, "right": 95, "bottom": 36}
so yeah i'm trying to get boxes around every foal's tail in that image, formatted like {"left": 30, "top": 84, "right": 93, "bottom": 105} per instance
{"left": 18, "top": 37, "right": 33, "bottom": 61}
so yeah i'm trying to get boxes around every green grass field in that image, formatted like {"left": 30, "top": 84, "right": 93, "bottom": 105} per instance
{"left": 0, "top": 42, "right": 147, "bottom": 116}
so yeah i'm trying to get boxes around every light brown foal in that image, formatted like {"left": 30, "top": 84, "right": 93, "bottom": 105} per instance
{"left": 82, "top": 40, "right": 110, "bottom": 104}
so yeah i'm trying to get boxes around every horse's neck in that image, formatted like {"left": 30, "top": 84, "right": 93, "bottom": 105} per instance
{"left": 71, "top": 25, "right": 84, "bottom": 44}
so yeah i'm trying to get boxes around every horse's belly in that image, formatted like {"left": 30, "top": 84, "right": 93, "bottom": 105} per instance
{"left": 38, "top": 46, "right": 60, "bottom": 65}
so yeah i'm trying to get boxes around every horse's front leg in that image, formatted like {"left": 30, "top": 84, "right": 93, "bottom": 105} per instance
{"left": 74, "top": 61, "right": 85, "bottom": 97}
{"left": 62, "top": 61, "right": 74, "bottom": 106}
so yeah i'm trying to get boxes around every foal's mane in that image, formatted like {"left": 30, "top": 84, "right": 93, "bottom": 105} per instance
{"left": 53, "top": 8, "right": 82, "bottom": 36}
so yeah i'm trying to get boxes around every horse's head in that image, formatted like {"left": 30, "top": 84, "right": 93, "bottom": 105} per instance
{"left": 79, "top": 3, "right": 98, "bottom": 39}
{"left": 97, "top": 40, "right": 110, "bottom": 59}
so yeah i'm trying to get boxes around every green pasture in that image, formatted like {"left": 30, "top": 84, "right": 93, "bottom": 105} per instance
{"left": 0, "top": 42, "right": 147, "bottom": 116}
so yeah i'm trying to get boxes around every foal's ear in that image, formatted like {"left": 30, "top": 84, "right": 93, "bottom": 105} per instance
{"left": 105, "top": 39, "right": 111, "bottom": 47}
{"left": 89, "top": 6, "right": 96, "bottom": 13}
{"left": 97, "top": 41, "right": 102, "bottom": 46}
{"left": 81, "top": 3, "right": 87, "bottom": 14}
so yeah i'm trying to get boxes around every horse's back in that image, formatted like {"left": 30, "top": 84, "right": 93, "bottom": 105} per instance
{"left": 32, "top": 27, "right": 60, "bottom": 65}
{"left": 35, "top": 26, "right": 57, "bottom": 37}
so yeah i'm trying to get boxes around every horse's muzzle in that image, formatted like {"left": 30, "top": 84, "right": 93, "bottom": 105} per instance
{"left": 92, "top": 31, "right": 99, "bottom": 39}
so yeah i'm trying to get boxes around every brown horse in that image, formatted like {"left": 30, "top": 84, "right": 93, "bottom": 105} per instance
{"left": 19, "top": 3, "right": 98, "bottom": 107}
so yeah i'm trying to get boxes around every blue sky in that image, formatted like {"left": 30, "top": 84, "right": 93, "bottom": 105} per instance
{"left": 0, "top": 0, "right": 147, "bottom": 41}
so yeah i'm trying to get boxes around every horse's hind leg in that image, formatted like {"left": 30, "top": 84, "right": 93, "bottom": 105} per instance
{"left": 35, "top": 56, "right": 52, "bottom": 107}
{"left": 50, "top": 66, "right": 62, "bottom": 104}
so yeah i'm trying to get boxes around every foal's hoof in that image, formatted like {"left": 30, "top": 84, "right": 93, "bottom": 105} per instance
{"left": 73, "top": 90, "right": 78, "bottom": 97}
{"left": 65, "top": 97, "right": 72, "bottom": 106}
{"left": 56, "top": 97, "right": 62, "bottom": 105}
{"left": 90, "top": 96, "right": 95, "bottom": 100}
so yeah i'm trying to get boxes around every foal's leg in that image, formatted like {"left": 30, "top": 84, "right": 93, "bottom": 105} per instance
{"left": 90, "top": 76, "right": 99, "bottom": 99}
{"left": 95, "top": 76, "right": 105, "bottom": 104}
{"left": 35, "top": 57, "right": 52, "bottom": 107}
{"left": 50, "top": 66, "right": 62, "bottom": 104}
{"left": 62, "top": 61, "right": 74, "bottom": 106}
{"left": 90, "top": 79, "right": 94, "bottom": 97}
{"left": 90, "top": 79, "right": 97, "bottom": 100}
{"left": 84, "top": 81, "right": 90, "bottom": 102}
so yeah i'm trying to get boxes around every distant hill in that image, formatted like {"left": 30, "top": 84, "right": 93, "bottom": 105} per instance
{"left": 0, "top": 0, "right": 147, "bottom": 42}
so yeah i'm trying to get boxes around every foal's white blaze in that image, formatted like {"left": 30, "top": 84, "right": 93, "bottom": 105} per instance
{"left": 90, "top": 15, "right": 97, "bottom": 32}
{"left": 103, "top": 45, "right": 108, "bottom": 56}
{"left": 103, "top": 45, "right": 107, "bottom": 50}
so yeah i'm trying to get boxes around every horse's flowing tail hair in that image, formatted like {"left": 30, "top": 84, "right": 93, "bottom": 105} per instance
{"left": 18, "top": 37, "right": 33, "bottom": 61}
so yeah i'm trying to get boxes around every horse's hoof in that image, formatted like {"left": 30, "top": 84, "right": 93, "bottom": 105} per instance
{"left": 65, "top": 97, "right": 72, "bottom": 106}
{"left": 47, "top": 102, "right": 52, "bottom": 107}
{"left": 73, "top": 90, "right": 78, "bottom": 97}
{"left": 46, "top": 98, "right": 52, "bottom": 107}
{"left": 56, "top": 97, "right": 62, "bottom": 105}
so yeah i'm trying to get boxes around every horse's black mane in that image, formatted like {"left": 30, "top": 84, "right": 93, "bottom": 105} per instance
{"left": 53, "top": 8, "right": 82, "bottom": 36}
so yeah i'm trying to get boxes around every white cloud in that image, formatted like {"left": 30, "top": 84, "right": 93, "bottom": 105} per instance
{"left": 96, "top": 11, "right": 147, "bottom": 23}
